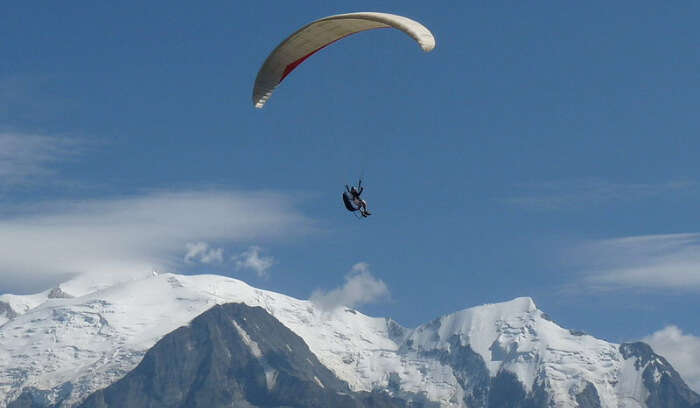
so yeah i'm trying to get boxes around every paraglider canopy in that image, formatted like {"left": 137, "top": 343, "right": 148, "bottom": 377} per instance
{"left": 252, "top": 12, "right": 436, "bottom": 108}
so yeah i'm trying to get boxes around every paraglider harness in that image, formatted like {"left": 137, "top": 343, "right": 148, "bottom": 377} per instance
{"left": 343, "top": 180, "right": 371, "bottom": 218}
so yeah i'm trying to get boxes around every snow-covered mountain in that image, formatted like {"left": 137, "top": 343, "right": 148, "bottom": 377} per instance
{"left": 0, "top": 272, "right": 698, "bottom": 407}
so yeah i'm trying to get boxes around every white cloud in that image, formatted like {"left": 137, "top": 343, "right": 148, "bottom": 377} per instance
{"left": 643, "top": 326, "right": 700, "bottom": 393}
{"left": 507, "top": 179, "right": 696, "bottom": 210}
{"left": 0, "top": 132, "right": 83, "bottom": 187}
{"left": 571, "top": 233, "right": 700, "bottom": 291}
{"left": 185, "top": 242, "right": 224, "bottom": 265}
{"left": 310, "top": 263, "right": 389, "bottom": 312}
{"left": 232, "top": 246, "right": 274, "bottom": 277}
{"left": 0, "top": 190, "right": 311, "bottom": 293}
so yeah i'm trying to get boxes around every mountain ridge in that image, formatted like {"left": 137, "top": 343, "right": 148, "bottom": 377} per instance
{"left": 1, "top": 272, "right": 698, "bottom": 407}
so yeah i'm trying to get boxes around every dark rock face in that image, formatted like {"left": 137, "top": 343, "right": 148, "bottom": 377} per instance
{"left": 620, "top": 342, "right": 700, "bottom": 408}
{"left": 0, "top": 301, "right": 17, "bottom": 321}
{"left": 486, "top": 371, "right": 526, "bottom": 408}
{"left": 385, "top": 318, "right": 408, "bottom": 343}
{"left": 78, "top": 303, "right": 404, "bottom": 408}
{"left": 575, "top": 382, "right": 602, "bottom": 408}
{"left": 426, "top": 336, "right": 490, "bottom": 407}
{"left": 620, "top": 342, "right": 656, "bottom": 368}
{"left": 47, "top": 288, "right": 73, "bottom": 299}
{"left": 7, "top": 384, "right": 72, "bottom": 408}
{"left": 6, "top": 390, "right": 43, "bottom": 408}
{"left": 485, "top": 371, "right": 549, "bottom": 408}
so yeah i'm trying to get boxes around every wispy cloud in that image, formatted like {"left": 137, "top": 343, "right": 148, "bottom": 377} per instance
{"left": 0, "top": 190, "right": 311, "bottom": 293}
{"left": 507, "top": 179, "right": 696, "bottom": 210}
{"left": 0, "top": 75, "right": 71, "bottom": 123}
{"left": 310, "top": 263, "right": 389, "bottom": 312}
{"left": 184, "top": 242, "right": 224, "bottom": 265}
{"left": 232, "top": 246, "right": 274, "bottom": 277}
{"left": 569, "top": 233, "right": 700, "bottom": 291}
{"left": 643, "top": 326, "right": 700, "bottom": 393}
{"left": 0, "top": 132, "right": 84, "bottom": 188}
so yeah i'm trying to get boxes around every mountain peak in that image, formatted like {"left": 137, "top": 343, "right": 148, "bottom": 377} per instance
{"left": 466, "top": 295, "right": 538, "bottom": 315}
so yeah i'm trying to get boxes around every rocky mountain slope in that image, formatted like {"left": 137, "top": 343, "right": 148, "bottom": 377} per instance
{"left": 77, "top": 303, "right": 404, "bottom": 408}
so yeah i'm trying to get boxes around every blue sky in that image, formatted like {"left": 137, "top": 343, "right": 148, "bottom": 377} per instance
{"left": 2, "top": 1, "right": 700, "bottom": 383}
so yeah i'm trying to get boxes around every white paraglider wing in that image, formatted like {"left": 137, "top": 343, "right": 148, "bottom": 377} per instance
{"left": 252, "top": 12, "right": 436, "bottom": 108}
